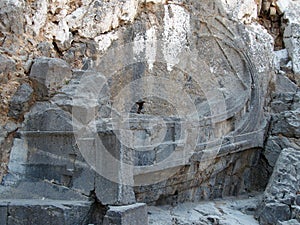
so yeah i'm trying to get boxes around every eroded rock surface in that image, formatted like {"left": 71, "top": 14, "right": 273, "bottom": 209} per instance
{"left": 0, "top": 0, "right": 299, "bottom": 224}
{"left": 256, "top": 148, "right": 300, "bottom": 225}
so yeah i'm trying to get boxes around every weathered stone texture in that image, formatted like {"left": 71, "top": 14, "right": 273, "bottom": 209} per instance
{"left": 103, "top": 203, "right": 148, "bottom": 225}
{"left": 260, "top": 86, "right": 300, "bottom": 194}
{"left": 256, "top": 148, "right": 300, "bottom": 225}
{"left": 8, "top": 83, "right": 34, "bottom": 120}
{"left": 149, "top": 196, "right": 262, "bottom": 225}
{"left": 0, "top": 55, "right": 16, "bottom": 78}
{"left": 29, "top": 57, "right": 72, "bottom": 99}
{"left": 277, "top": 0, "right": 300, "bottom": 85}
{"left": 0, "top": 200, "right": 93, "bottom": 225}
{"left": 0, "top": 0, "right": 300, "bottom": 224}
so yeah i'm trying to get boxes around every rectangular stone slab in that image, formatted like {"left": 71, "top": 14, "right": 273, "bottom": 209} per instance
{"left": 103, "top": 203, "right": 148, "bottom": 225}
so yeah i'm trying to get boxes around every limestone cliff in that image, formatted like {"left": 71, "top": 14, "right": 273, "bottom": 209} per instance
{"left": 0, "top": 0, "right": 299, "bottom": 224}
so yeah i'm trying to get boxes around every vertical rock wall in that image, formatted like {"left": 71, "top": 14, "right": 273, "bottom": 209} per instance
{"left": 0, "top": 0, "right": 299, "bottom": 224}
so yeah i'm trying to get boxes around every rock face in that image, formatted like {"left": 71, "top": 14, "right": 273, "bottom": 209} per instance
{"left": 254, "top": 2, "right": 300, "bottom": 224}
{"left": 2, "top": 0, "right": 273, "bottom": 203}
{"left": 256, "top": 148, "right": 300, "bottom": 225}
{"left": 282, "top": 0, "right": 300, "bottom": 84}
{"left": 0, "top": 0, "right": 299, "bottom": 224}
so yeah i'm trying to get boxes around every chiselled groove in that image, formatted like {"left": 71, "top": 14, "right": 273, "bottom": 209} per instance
{"left": 214, "top": 16, "right": 236, "bottom": 38}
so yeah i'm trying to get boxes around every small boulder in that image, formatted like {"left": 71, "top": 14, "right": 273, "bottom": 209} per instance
{"left": 29, "top": 57, "right": 72, "bottom": 99}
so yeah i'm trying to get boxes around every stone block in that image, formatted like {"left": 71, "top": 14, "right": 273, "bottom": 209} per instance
{"left": 274, "top": 75, "right": 298, "bottom": 98}
{"left": 7, "top": 138, "right": 27, "bottom": 177}
{"left": 263, "top": 136, "right": 284, "bottom": 168}
{"left": 103, "top": 203, "right": 148, "bottom": 225}
{"left": 6, "top": 200, "right": 91, "bottom": 225}
{"left": 0, "top": 203, "right": 8, "bottom": 225}
{"left": 24, "top": 102, "right": 73, "bottom": 132}
{"left": 257, "top": 203, "right": 291, "bottom": 225}
{"left": 29, "top": 57, "right": 72, "bottom": 99}
{"left": 95, "top": 175, "right": 135, "bottom": 206}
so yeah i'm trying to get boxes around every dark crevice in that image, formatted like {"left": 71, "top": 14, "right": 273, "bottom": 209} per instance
{"left": 81, "top": 189, "right": 108, "bottom": 225}
{"left": 71, "top": 30, "right": 79, "bottom": 36}
{"left": 155, "top": 189, "right": 180, "bottom": 206}
{"left": 136, "top": 100, "right": 145, "bottom": 114}
{"left": 250, "top": 152, "right": 272, "bottom": 191}
{"left": 263, "top": 116, "right": 273, "bottom": 148}
{"left": 52, "top": 41, "right": 63, "bottom": 56}
{"left": 6, "top": 202, "right": 10, "bottom": 225}
{"left": 258, "top": 1, "right": 286, "bottom": 50}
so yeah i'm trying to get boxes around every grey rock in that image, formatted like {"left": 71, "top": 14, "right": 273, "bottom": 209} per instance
{"left": 24, "top": 102, "right": 73, "bottom": 132}
{"left": 6, "top": 138, "right": 27, "bottom": 179}
{"left": 274, "top": 74, "right": 298, "bottom": 94}
{"left": 272, "top": 110, "right": 300, "bottom": 138}
{"left": 134, "top": 149, "right": 156, "bottom": 166}
{"left": 71, "top": 167, "right": 95, "bottom": 197}
{"left": 296, "top": 195, "right": 300, "bottom": 206}
{"left": 3, "top": 121, "right": 18, "bottom": 133}
{"left": 284, "top": 22, "right": 300, "bottom": 39}
{"left": 29, "top": 57, "right": 72, "bottom": 99}
{"left": 10, "top": 0, "right": 273, "bottom": 209}
{"left": 10, "top": 101, "right": 136, "bottom": 205}
{"left": 0, "top": 0, "right": 286, "bottom": 224}
{"left": 37, "top": 42, "right": 54, "bottom": 57}
{"left": 271, "top": 91, "right": 300, "bottom": 114}
{"left": 148, "top": 197, "right": 260, "bottom": 225}
{"left": 278, "top": 219, "right": 300, "bottom": 225}
{"left": 256, "top": 148, "right": 300, "bottom": 225}
{"left": 292, "top": 206, "right": 300, "bottom": 221}
{"left": 8, "top": 83, "right": 34, "bottom": 120}
{"left": 95, "top": 175, "right": 136, "bottom": 206}
{"left": 23, "top": 59, "right": 33, "bottom": 74}
{"left": 274, "top": 49, "right": 289, "bottom": 71}
{"left": 103, "top": 203, "right": 148, "bottom": 225}
{"left": 291, "top": 91, "right": 300, "bottom": 111}
{"left": 284, "top": 23, "right": 300, "bottom": 77}
{"left": 262, "top": 135, "right": 298, "bottom": 168}
{"left": 0, "top": 199, "right": 92, "bottom": 225}
{"left": 0, "top": 3, "right": 24, "bottom": 35}
{"left": 0, "top": 203, "right": 7, "bottom": 225}
{"left": 0, "top": 181, "right": 88, "bottom": 201}
{"left": 263, "top": 136, "right": 283, "bottom": 167}
{"left": 0, "top": 55, "right": 15, "bottom": 77}
{"left": 258, "top": 203, "right": 291, "bottom": 225}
